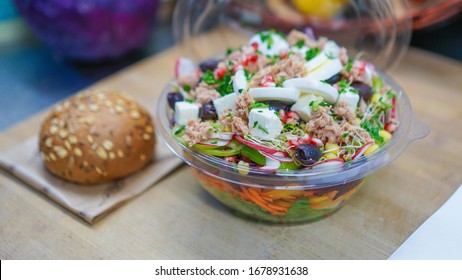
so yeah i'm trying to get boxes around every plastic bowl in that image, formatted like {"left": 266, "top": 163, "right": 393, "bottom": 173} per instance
{"left": 156, "top": 72, "right": 429, "bottom": 224}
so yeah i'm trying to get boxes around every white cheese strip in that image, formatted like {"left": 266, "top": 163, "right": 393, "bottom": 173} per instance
{"left": 290, "top": 93, "right": 322, "bottom": 122}
{"left": 233, "top": 68, "right": 248, "bottom": 94}
{"left": 336, "top": 87, "right": 360, "bottom": 113}
{"left": 248, "top": 32, "right": 289, "bottom": 57}
{"left": 213, "top": 93, "right": 237, "bottom": 116}
{"left": 282, "top": 77, "right": 339, "bottom": 103}
{"left": 248, "top": 87, "right": 300, "bottom": 104}
{"left": 174, "top": 102, "right": 199, "bottom": 125}
{"left": 249, "top": 108, "right": 283, "bottom": 140}
{"left": 306, "top": 58, "right": 343, "bottom": 81}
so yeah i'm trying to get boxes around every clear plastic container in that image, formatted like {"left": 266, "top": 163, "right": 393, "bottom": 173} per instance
{"left": 155, "top": 0, "right": 429, "bottom": 223}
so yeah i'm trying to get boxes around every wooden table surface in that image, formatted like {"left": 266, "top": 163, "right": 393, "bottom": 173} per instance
{"left": 1, "top": 32, "right": 462, "bottom": 259}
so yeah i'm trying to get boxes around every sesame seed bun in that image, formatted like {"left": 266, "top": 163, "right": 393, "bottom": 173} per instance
{"left": 39, "top": 89, "right": 155, "bottom": 185}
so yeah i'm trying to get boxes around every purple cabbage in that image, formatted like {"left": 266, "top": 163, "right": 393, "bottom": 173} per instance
{"left": 14, "top": 0, "right": 159, "bottom": 61}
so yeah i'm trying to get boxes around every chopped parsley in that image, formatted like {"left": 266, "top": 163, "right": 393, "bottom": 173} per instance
{"left": 305, "top": 48, "right": 320, "bottom": 61}
{"left": 182, "top": 84, "right": 191, "bottom": 92}
{"left": 249, "top": 102, "right": 269, "bottom": 110}
{"left": 345, "top": 58, "right": 354, "bottom": 72}
{"left": 274, "top": 110, "right": 281, "bottom": 119}
{"left": 201, "top": 70, "right": 234, "bottom": 96}
{"left": 254, "top": 122, "right": 269, "bottom": 134}
{"left": 337, "top": 79, "right": 350, "bottom": 93}
{"left": 342, "top": 132, "right": 349, "bottom": 139}
{"left": 184, "top": 98, "right": 193, "bottom": 103}
{"left": 295, "top": 39, "right": 305, "bottom": 49}
{"left": 174, "top": 125, "right": 186, "bottom": 135}
{"left": 309, "top": 100, "right": 330, "bottom": 111}
{"left": 238, "top": 88, "right": 243, "bottom": 93}
{"left": 226, "top": 48, "right": 233, "bottom": 55}
{"left": 202, "top": 70, "right": 216, "bottom": 84}
{"left": 259, "top": 32, "right": 274, "bottom": 49}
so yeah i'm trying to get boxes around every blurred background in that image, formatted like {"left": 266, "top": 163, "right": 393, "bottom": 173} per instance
{"left": 0, "top": 0, "right": 461, "bottom": 131}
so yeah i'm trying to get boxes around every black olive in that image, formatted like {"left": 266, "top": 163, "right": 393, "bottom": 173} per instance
{"left": 199, "top": 58, "right": 221, "bottom": 72}
{"left": 167, "top": 92, "right": 184, "bottom": 109}
{"left": 267, "top": 101, "right": 289, "bottom": 112}
{"left": 351, "top": 81, "right": 373, "bottom": 102}
{"left": 200, "top": 102, "right": 217, "bottom": 120}
{"left": 294, "top": 144, "right": 322, "bottom": 166}
{"left": 324, "top": 73, "right": 342, "bottom": 85}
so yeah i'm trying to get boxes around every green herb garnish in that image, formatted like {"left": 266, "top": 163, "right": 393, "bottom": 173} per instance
{"left": 345, "top": 58, "right": 354, "bottom": 72}
{"left": 249, "top": 102, "right": 269, "bottom": 110}
{"left": 182, "top": 84, "right": 191, "bottom": 92}
{"left": 174, "top": 125, "right": 186, "bottom": 135}
{"left": 305, "top": 48, "right": 320, "bottom": 61}
{"left": 295, "top": 39, "right": 305, "bottom": 49}
{"left": 257, "top": 124, "right": 269, "bottom": 134}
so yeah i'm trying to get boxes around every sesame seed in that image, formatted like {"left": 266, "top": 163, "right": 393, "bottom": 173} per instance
{"left": 74, "top": 147, "right": 82, "bottom": 157}
{"left": 45, "top": 138, "right": 53, "bottom": 148}
{"left": 49, "top": 125, "right": 58, "bottom": 135}
{"left": 96, "top": 147, "right": 108, "bottom": 160}
{"left": 59, "top": 130, "right": 69, "bottom": 139}
{"left": 54, "top": 146, "right": 68, "bottom": 159}
{"left": 63, "top": 101, "right": 71, "bottom": 108}
{"left": 91, "top": 143, "right": 98, "bottom": 150}
{"left": 89, "top": 103, "right": 99, "bottom": 112}
{"left": 55, "top": 105, "right": 63, "bottom": 112}
{"left": 142, "top": 133, "right": 151, "bottom": 140}
{"left": 140, "top": 154, "right": 146, "bottom": 161}
{"left": 109, "top": 152, "right": 115, "bottom": 160}
{"left": 130, "top": 110, "right": 141, "bottom": 119}
{"left": 146, "top": 125, "right": 153, "bottom": 133}
{"left": 117, "top": 150, "right": 124, "bottom": 158}
{"left": 83, "top": 160, "right": 89, "bottom": 167}
{"left": 51, "top": 118, "right": 59, "bottom": 125}
{"left": 87, "top": 135, "right": 94, "bottom": 144}
{"left": 64, "top": 140, "right": 71, "bottom": 151}
{"left": 102, "top": 140, "right": 114, "bottom": 151}
{"left": 95, "top": 166, "right": 103, "bottom": 175}
{"left": 49, "top": 153, "right": 57, "bottom": 161}
{"left": 104, "top": 100, "right": 113, "bottom": 108}
{"left": 97, "top": 92, "right": 106, "bottom": 100}
{"left": 68, "top": 135, "right": 78, "bottom": 144}
{"left": 108, "top": 108, "right": 116, "bottom": 114}
{"left": 115, "top": 105, "right": 124, "bottom": 113}
{"left": 78, "top": 104, "right": 86, "bottom": 111}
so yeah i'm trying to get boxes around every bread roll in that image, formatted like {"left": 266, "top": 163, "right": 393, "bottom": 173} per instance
{"left": 39, "top": 89, "right": 155, "bottom": 185}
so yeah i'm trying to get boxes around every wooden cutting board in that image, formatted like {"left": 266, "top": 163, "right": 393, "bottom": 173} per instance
{"left": 1, "top": 30, "right": 461, "bottom": 259}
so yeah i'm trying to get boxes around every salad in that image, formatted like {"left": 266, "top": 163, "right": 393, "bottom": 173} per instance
{"left": 168, "top": 29, "right": 398, "bottom": 172}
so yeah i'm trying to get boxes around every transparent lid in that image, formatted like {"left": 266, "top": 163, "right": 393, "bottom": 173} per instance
{"left": 173, "top": 0, "right": 412, "bottom": 70}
